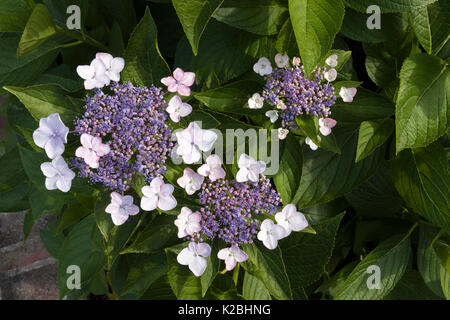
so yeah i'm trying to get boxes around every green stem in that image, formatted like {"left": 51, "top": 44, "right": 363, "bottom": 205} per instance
{"left": 56, "top": 26, "right": 109, "bottom": 51}
{"left": 232, "top": 263, "right": 240, "bottom": 286}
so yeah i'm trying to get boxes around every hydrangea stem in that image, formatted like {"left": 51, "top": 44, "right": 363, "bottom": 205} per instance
{"left": 232, "top": 263, "right": 240, "bottom": 286}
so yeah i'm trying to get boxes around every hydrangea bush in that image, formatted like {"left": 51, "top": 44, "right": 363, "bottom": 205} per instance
{"left": 0, "top": 0, "right": 448, "bottom": 300}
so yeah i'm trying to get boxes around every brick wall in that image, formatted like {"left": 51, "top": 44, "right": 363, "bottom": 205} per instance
{"left": 0, "top": 212, "right": 59, "bottom": 299}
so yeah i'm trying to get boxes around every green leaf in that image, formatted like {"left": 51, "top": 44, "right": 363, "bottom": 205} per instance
{"left": 193, "top": 80, "right": 263, "bottom": 115}
{"left": 386, "top": 270, "right": 443, "bottom": 300}
{"left": 121, "top": 215, "right": 179, "bottom": 254}
{"left": 356, "top": 118, "right": 394, "bottom": 162}
{"left": 345, "top": 0, "right": 438, "bottom": 13}
{"left": 0, "top": 183, "right": 28, "bottom": 212}
{"left": 289, "top": 0, "right": 345, "bottom": 75}
{"left": 4, "top": 84, "right": 82, "bottom": 124}
{"left": 275, "top": 19, "right": 298, "bottom": 57}
{"left": 201, "top": 239, "right": 219, "bottom": 297}
{"left": 122, "top": 252, "right": 168, "bottom": 296}
{"left": 281, "top": 213, "right": 344, "bottom": 297}
{"left": 411, "top": 0, "right": 450, "bottom": 54}
{"left": 33, "top": 65, "right": 83, "bottom": 92}
{"left": 293, "top": 126, "right": 384, "bottom": 208}
{"left": 363, "top": 35, "right": 412, "bottom": 88}
{"left": 122, "top": 7, "right": 170, "bottom": 87}
{"left": 205, "top": 274, "right": 241, "bottom": 299}
{"left": 175, "top": 20, "right": 277, "bottom": 89}
{"left": 172, "top": 0, "right": 224, "bottom": 55}
{"left": 0, "top": 147, "right": 27, "bottom": 191}
{"left": 166, "top": 244, "right": 203, "bottom": 299}
{"left": 396, "top": 54, "right": 449, "bottom": 152}
{"left": 273, "top": 135, "right": 303, "bottom": 204}
{"left": 242, "top": 271, "right": 272, "bottom": 300}
{"left": 341, "top": 8, "right": 408, "bottom": 43}
{"left": 0, "top": 0, "right": 32, "bottom": 32}
{"left": 295, "top": 114, "right": 319, "bottom": 145}
{"left": 345, "top": 161, "right": 404, "bottom": 217}
{"left": 18, "top": 4, "right": 57, "bottom": 57}
{"left": 57, "top": 215, "right": 96, "bottom": 299}
{"left": 334, "top": 234, "right": 411, "bottom": 300}
{"left": 331, "top": 89, "right": 395, "bottom": 124}
{"left": 212, "top": 0, "right": 288, "bottom": 36}
{"left": 317, "top": 260, "right": 359, "bottom": 297}
{"left": 391, "top": 142, "right": 450, "bottom": 231}
{"left": 242, "top": 242, "right": 292, "bottom": 300}
{"left": 417, "top": 230, "right": 447, "bottom": 298}
{"left": 0, "top": 34, "right": 60, "bottom": 92}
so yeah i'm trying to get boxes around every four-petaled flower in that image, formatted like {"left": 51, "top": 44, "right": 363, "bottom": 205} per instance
{"left": 167, "top": 95, "right": 192, "bottom": 123}
{"left": 33, "top": 113, "right": 69, "bottom": 159}
{"left": 177, "top": 242, "right": 211, "bottom": 277}
{"left": 319, "top": 118, "right": 337, "bottom": 136}
{"left": 174, "top": 207, "right": 202, "bottom": 238}
{"left": 95, "top": 52, "right": 125, "bottom": 82}
{"left": 339, "top": 87, "right": 357, "bottom": 103}
{"left": 325, "top": 54, "right": 338, "bottom": 68}
{"left": 76, "top": 58, "right": 110, "bottom": 90}
{"left": 278, "top": 128, "right": 289, "bottom": 140}
{"left": 257, "top": 219, "right": 286, "bottom": 250}
{"left": 105, "top": 192, "right": 140, "bottom": 226}
{"left": 177, "top": 168, "right": 204, "bottom": 195}
{"left": 275, "top": 204, "right": 308, "bottom": 237}
{"left": 248, "top": 93, "right": 264, "bottom": 109}
{"left": 292, "top": 56, "right": 301, "bottom": 67}
{"left": 161, "top": 67, "right": 195, "bottom": 96}
{"left": 40, "top": 156, "right": 75, "bottom": 192}
{"left": 140, "top": 177, "right": 177, "bottom": 211}
{"left": 197, "top": 155, "right": 226, "bottom": 182}
{"left": 217, "top": 246, "right": 249, "bottom": 271}
{"left": 275, "top": 53, "right": 289, "bottom": 68}
{"left": 265, "top": 110, "right": 278, "bottom": 123}
{"left": 324, "top": 68, "right": 337, "bottom": 82}
{"left": 236, "top": 154, "right": 266, "bottom": 183}
{"left": 75, "top": 133, "right": 110, "bottom": 169}
{"left": 253, "top": 57, "right": 273, "bottom": 76}
{"left": 175, "top": 122, "right": 217, "bottom": 164}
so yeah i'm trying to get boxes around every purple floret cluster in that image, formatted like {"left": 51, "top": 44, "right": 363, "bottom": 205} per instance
{"left": 190, "top": 177, "right": 282, "bottom": 245}
{"left": 73, "top": 82, "right": 174, "bottom": 191}
{"left": 262, "top": 65, "right": 336, "bottom": 129}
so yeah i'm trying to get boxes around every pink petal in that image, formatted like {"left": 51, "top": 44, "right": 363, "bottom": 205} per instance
{"left": 161, "top": 76, "right": 176, "bottom": 87}
{"left": 172, "top": 68, "right": 185, "bottom": 82}
{"left": 180, "top": 72, "right": 195, "bottom": 86}
{"left": 177, "top": 85, "right": 191, "bottom": 96}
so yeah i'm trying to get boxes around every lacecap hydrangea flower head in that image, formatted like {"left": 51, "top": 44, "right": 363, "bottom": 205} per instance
{"left": 251, "top": 53, "right": 357, "bottom": 150}
{"left": 32, "top": 52, "right": 199, "bottom": 227}
{"left": 173, "top": 153, "right": 309, "bottom": 277}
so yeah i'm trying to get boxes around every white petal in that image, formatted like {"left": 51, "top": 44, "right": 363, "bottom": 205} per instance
{"left": 40, "top": 162, "right": 58, "bottom": 177}
{"left": 197, "top": 243, "right": 211, "bottom": 258}
{"left": 158, "top": 195, "right": 177, "bottom": 211}
{"left": 140, "top": 194, "right": 158, "bottom": 211}
{"left": 177, "top": 248, "right": 195, "bottom": 265}
{"left": 96, "top": 52, "right": 113, "bottom": 69}
{"left": 235, "top": 168, "right": 249, "bottom": 183}
{"left": 189, "top": 256, "right": 207, "bottom": 277}
{"left": 111, "top": 57, "right": 125, "bottom": 73}
{"left": 45, "top": 176, "right": 58, "bottom": 190}
{"left": 76, "top": 65, "right": 94, "bottom": 80}
{"left": 263, "top": 235, "right": 278, "bottom": 250}
{"left": 45, "top": 137, "right": 65, "bottom": 159}
{"left": 32, "top": 128, "right": 50, "bottom": 149}
{"left": 110, "top": 212, "right": 129, "bottom": 226}
{"left": 56, "top": 176, "right": 72, "bottom": 192}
